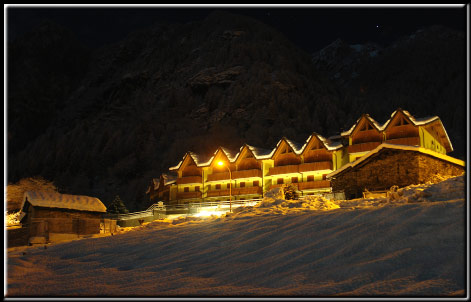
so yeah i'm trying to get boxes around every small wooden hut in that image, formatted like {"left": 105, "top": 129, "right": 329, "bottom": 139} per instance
{"left": 19, "top": 191, "right": 107, "bottom": 244}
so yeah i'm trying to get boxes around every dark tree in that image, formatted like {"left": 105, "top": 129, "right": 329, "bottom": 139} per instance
{"left": 107, "top": 195, "right": 129, "bottom": 214}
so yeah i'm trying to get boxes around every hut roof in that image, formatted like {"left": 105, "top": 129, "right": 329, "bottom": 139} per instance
{"left": 21, "top": 191, "right": 107, "bottom": 213}
{"left": 327, "top": 143, "right": 465, "bottom": 179}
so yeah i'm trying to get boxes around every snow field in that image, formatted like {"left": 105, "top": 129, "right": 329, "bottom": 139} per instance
{"left": 6, "top": 175, "right": 465, "bottom": 296}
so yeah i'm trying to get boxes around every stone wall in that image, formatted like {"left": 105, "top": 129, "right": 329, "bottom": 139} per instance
{"left": 418, "top": 154, "right": 464, "bottom": 183}
{"left": 330, "top": 149, "right": 464, "bottom": 199}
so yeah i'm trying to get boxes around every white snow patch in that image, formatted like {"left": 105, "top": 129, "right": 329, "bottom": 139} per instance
{"left": 6, "top": 175, "right": 465, "bottom": 296}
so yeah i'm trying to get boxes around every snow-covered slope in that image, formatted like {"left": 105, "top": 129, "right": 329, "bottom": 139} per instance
{"left": 6, "top": 175, "right": 465, "bottom": 296}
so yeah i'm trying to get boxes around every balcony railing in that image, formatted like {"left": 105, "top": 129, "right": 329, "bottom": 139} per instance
{"left": 176, "top": 191, "right": 202, "bottom": 199}
{"left": 268, "top": 165, "right": 299, "bottom": 176}
{"left": 232, "top": 169, "right": 262, "bottom": 179}
{"left": 207, "top": 169, "right": 263, "bottom": 182}
{"left": 299, "top": 161, "right": 333, "bottom": 172}
{"left": 207, "top": 172, "right": 230, "bottom": 182}
{"left": 348, "top": 141, "right": 382, "bottom": 154}
{"left": 207, "top": 186, "right": 262, "bottom": 197}
{"left": 270, "top": 183, "right": 299, "bottom": 190}
{"left": 177, "top": 176, "right": 202, "bottom": 185}
{"left": 298, "top": 180, "right": 331, "bottom": 190}
{"left": 385, "top": 136, "right": 420, "bottom": 146}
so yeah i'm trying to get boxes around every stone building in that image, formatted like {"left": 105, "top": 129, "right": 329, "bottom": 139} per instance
{"left": 327, "top": 144, "right": 465, "bottom": 199}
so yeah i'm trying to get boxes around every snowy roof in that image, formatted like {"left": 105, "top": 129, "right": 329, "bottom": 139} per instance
{"left": 146, "top": 178, "right": 161, "bottom": 194}
{"left": 327, "top": 143, "right": 465, "bottom": 179}
{"left": 231, "top": 144, "right": 275, "bottom": 162}
{"left": 21, "top": 191, "right": 107, "bottom": 213}
{"left": 219, "top": 147, "right": 238, "bottom": 162}
{"left": 300, "top": 132, "right": 343, "bottom": 153}
{"left": 162, "top": 173, "right": 177, "bottom": 186}
{"left": 273, "top": 137, "right": 304, "bottom": 155}
{"left": 341, "top": 114, "right": 383, "bottom": 136}
{"left": 381, "top": 109, "right": 453, "bottom": 153}
{"left": 196, "top": 147, "right": 239, "bottom": 167}
{"left": 285, "top": 138, "right": 304, "bottom": 154}
{"left": 146, "top": 173, "right": 178, "bottom": 193}
{"left": 381, "top": 109, "right": 439, "bottom": 129}
{"left": 246, "top": 144, "right": 275, "bottom": 159}
{"left": 169, "top": 151, "right": 212, "bottom": 170}
{"left": 340, "top": 109, "right": 453, "bottom": 153}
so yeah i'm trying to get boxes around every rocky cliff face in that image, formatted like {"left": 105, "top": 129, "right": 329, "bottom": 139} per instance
{"left": 8, "top": 13, "right": 465, "bottom": 211}
{"left": 312, "top": 26, "right": 466, "bottom": 156}
{"left": 8, "top": 11, "right": 342, "bottom": 210}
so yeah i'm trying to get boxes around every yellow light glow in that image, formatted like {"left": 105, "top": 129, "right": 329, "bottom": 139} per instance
{"left": 194, "top": 210, "right": 223, "bottom": 217}
{"left": 217, "top": 161, "right": 224, "bottom": 166}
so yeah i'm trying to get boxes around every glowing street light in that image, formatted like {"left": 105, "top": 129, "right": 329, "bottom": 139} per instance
{"left": 217, "top": 161, "right": 232, "bottom": 213}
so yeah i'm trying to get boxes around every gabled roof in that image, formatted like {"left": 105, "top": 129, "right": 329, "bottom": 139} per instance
{"left": 21, "top": 191, "right": 107, "bottom": 213}
{"left": 327, "top": 143, "right": 464, "bottom": 179}
{"left": 341, "top": 114, "right": 382, "bottom": 136}
{"left": 273, "top": 137, "right": 304, "bottom": 156}
{"left": 169, "top": 151, "right": 210, "bottom": 171}
{"left": 382, "top": 108, "right": 439, "bottom": 129}
{"left": 169, "top": 147, "right": 239, "bottom": 170}
{"left": 146, "top": 173, "right": 177, "bottom": 193}
{"left": 162, "top": 173, "right": 177, "bottom": 185}
{"left": 381, "top": 108, "right": 453, "bottom": 153}
{"left": 246, "top": 144, "right": 275, "bottom": 159}
{"left": 198, "top": 146, "right": 238, "bottom": 167}
{"left": 233, "top": 144, "right": 275, "bottom": 162}
{"left": 300, "top": 132, "right": 343, "bottom": 153}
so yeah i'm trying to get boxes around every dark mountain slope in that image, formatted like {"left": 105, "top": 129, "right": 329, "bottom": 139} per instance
{"left": 313, "top": 26, "right": 466, "bottom": 158}
{"left": 8, "top": 11, "right": 342, "bottom": 210}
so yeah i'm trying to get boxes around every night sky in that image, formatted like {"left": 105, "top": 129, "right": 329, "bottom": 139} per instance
{"left": 6, "top": 5, "right": 467, "bottom": 53}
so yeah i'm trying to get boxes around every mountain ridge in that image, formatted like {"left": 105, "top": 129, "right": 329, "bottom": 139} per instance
{"left": 7, "top": 12, "right": 466, "bottom": 211}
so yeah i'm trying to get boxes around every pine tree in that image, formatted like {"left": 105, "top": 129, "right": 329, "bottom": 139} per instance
{"left": 283, "top": 184, "right": 299, "bottom": 200}
{"left": 108, "top": 195, "right": 129, "bottom": 214}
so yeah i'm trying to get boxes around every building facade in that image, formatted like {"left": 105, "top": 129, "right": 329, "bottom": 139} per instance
{"left": 148, "top": 109, "right": 460, "bottom": 203}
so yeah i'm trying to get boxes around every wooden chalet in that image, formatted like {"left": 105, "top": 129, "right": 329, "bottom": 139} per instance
{"left": 297, "top": 133, "right": 343, "bottom": 194}
{"left": 146, "top": 173, "right": 177, "bottom": 203}
{"left": 341, "top": 114, "right": 383, "bottom": 162}
{"left": 162, "top": 108, "right": 462, "bottom": 202}
{"left": 169, "top": 152, "right": 206, "bottom": 203}
{"left": 19, "top": 191, "right": 107, "bottom": 244}
{"left": 205, "top": 147, "right": 238, "bottom": 200}
{"left": 267, "top": 137, "right": 304, "bottom": 190}
{"left": 381, "top": 109, "right": 452, "bottom": 154}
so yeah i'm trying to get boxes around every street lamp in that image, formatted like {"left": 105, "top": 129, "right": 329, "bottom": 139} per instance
{"left": 217, "top": 161, "right": 232, "bottom": 213}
